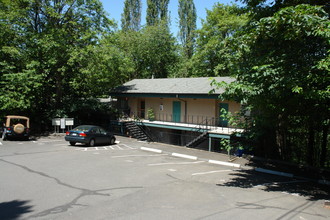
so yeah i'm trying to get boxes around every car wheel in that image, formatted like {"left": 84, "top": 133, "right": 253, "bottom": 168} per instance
{"left": 88, "top": 139, "right": 95, "bottom": 147}
{"left": 110, "top": 137, "right": 116, "bottom": 145}
{"left": 69, "top": 142, "right": 76, "bottom": 146}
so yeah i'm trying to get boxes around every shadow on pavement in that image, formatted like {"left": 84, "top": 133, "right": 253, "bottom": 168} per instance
{"left": 0, "top": 200, "right": 33, "bottom": 220}
{"left": 217, "top": 169, "right": 330, "bottom": 201}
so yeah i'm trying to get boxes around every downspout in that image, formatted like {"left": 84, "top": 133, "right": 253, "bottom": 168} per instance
{"left": 176, "top": 94, "right": 187, "bottom": 123}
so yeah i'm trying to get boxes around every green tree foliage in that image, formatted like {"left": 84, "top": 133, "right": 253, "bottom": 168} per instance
{"left": 178, "top": 0, "right": 197, "bottom": 59}
{"left": 192, "top": 4, "right": 249, "bottom": 77}
{"left": 217, "top": 4, "right": 330, "bottom": 167}
{"left": 146, "top": 0, "right": 169, "bottom": 26}
{"left": 114, "top": 23, "right": 178, "bottom": 79}
{"left": 0, "top": 0, "right": 114, "bottom": 123}
{"left": 241, "top": 0, "right": 330, "bottom": 18}
{"left": 159, "top": 0, "right": 170, "bottom": 22}
{"left": 121, "top": 0, "right": 142, "bottom": 31}
{"left": 140, "top": 23, "right": 178, "bottom": 78}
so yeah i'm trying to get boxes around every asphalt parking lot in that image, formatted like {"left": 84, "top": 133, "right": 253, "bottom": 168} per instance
{"left": 0, "top": 135, "right": 329, "bottom": 219}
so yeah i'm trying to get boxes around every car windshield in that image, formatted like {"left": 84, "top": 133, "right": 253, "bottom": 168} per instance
{"left": 72, "top": 125, "right": 94, "bottom": 132}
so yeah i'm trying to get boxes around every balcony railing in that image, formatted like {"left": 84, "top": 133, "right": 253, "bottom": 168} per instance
{"left": 125, "top": 111, "right": 241, "bottom": 131}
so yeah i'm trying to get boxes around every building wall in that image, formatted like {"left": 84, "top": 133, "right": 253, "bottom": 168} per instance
{"left": 124, "top": 96, "right": 241, "bottom": 127}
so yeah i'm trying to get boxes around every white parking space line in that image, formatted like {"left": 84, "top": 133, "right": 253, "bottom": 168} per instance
{"left": 111, "top": 154, "right": 168, "bottom": 158}
{"left": 94, "top": 147, "right": 108, "bottom": 151}
{"left": 122, "top": 144, "right": 136, "bottom": 149}
{"left": 54, "top": 144, "right": 69, "bottom": 146}
{"left": 192, "top": 170, "right": 232, "bottom": 176}
{"left": 37, "top": 139, "right": 65, "bottom": 143}
{"left": 116, "top": 145, "right": 124, "bottom": 150}
{"left": 148, "top": 161, "right": 205, "bottom": 166}
{"left": 0, "top": 142, "right": 2, "bottom": 145}
{"left": 72, "top": 144, "right": 136, "bottom": 151}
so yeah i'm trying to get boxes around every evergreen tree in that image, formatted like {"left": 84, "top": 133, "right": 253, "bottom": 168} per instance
{"left": 160, "top": 0, "right": 170, "bottom": 22}
{"left": 121, "top": 0, "right": 142, "bottom": 31}
{"left": 146, "top": 0, "right": 169, "bottom": 26}
{"left": 178, "top": 0, "right": 197, "bottom": 59}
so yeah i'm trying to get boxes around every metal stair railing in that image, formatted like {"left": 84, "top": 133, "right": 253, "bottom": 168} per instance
{"left": 125, "top": 121, "right": 149, "bottom": 141}
{"left": 185, "top": 118, "right": 212, "bottom": 148}
{"left": 186, "top": 131, "right": 209, "bottom": 148}
{"left": 125, "top": 115, "right": 156, "bottom": 142}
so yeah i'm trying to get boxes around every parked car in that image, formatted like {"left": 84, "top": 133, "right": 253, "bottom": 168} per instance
{"left": 65, "top": 125, "right": 116, "bottom": 146}
{"left": 1, "top": 115, "right": 30, "bottom": 141}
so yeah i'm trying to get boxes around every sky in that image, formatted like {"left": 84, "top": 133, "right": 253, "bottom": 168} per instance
{"left": 99, "top": 0, "right": 243, "bottom": 35}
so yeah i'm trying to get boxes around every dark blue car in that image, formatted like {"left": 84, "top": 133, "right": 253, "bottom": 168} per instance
{"left": 65, "top": 125, "right": 116, "bottom": 147}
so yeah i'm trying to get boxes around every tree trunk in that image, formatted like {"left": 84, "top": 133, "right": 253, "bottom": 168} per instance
{"left": 276, "top": 114, "right": 288, "bottom": 160}
{"left": 320, "top": 123, "right": 329, "bottom": 167}
{"left": 307, "top": 124, "right": 315, "bottom": 166}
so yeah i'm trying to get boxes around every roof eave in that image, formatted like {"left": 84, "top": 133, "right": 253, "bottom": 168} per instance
{"left": 110, "top": 93, "right": 221, "bottom": 99}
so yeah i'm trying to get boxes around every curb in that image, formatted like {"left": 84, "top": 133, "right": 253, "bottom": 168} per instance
{"left": 254, "top": 168, "right": 330, "bottom": 186}
{"left": 140, "top": 147, "right": 162, "bottom": 154}
{"left": 140, "top": 146, "right": 241, "bottom": 168}
{"left": 140, "top": 146, "right": 330, "bottom": 185}
{"left": 255, "top": 167, "right": 293, "bottom": 178}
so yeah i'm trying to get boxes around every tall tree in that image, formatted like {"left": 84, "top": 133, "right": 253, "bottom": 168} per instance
{"left": 146, "top": 0, "right": 169, "bottom": 26}
{"left": 178, "top": 0, "right": 197, "bottom": 59}
{"left": 192, "top": 3, "right": 248, "bottom": 77}
{"left": 0, "top": 0, "right": 113, "bottom": 121}
{"left": 139, "top": 23, "right": 178, "bottom": 78}
{"left": 217, "top": 4, "right": 330, "bottom": 166}
{"left": 159, "top": 0, "right": 170, "bottom": 22}
{"left": 115, "top": 23, "right": 178, "bottom": 79}
{"left": 121, "top": 0, "right": 142, "bottom": 31}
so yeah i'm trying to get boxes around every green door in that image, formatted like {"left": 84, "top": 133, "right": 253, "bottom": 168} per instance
{"left": 173, "top": 101, "right": 181, "bottom": 122}
{"left": 219, "top": 103, "right": 229, "bottom": 127}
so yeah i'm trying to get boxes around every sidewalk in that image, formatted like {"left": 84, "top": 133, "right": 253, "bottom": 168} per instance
{"left": 117, "top": 136, "right": 330, "bottom": 185}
